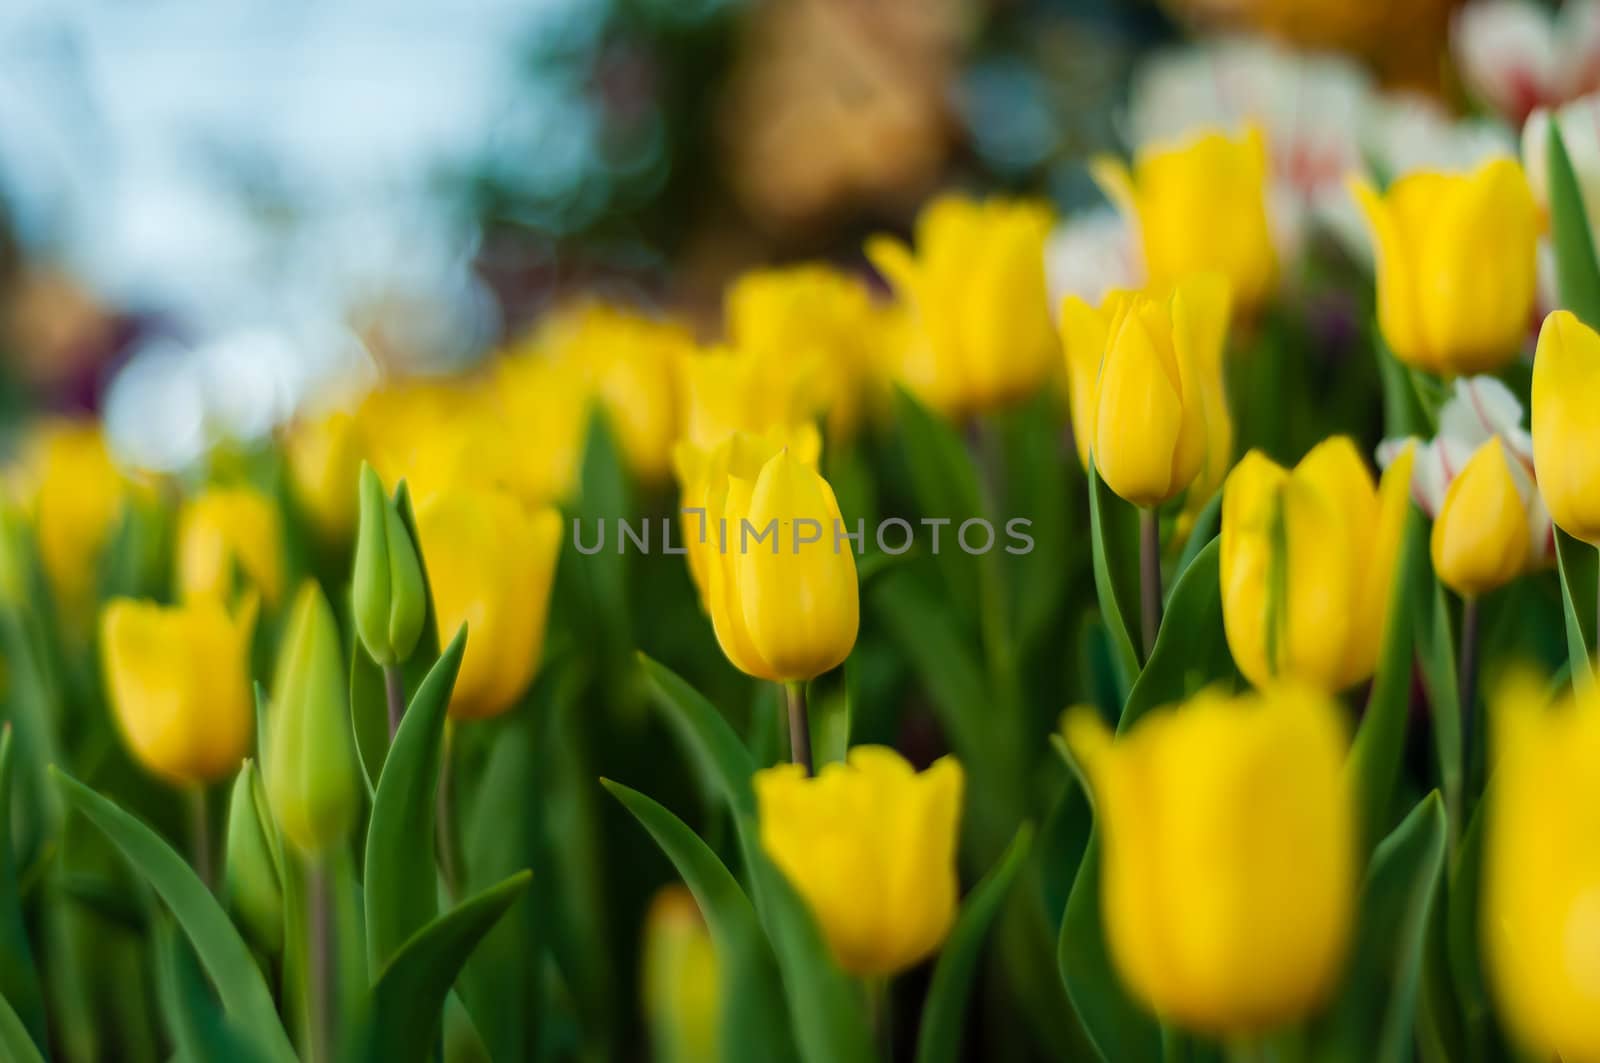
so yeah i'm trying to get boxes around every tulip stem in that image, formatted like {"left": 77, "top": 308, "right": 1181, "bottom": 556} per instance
{"left": 1139, "top": 508, "right": 1162, "bottom": 660}
{"left": 383, "top": 663, "right": 405, "bottom": 741}
{"left": 1459, "top": 595, "right": 1481, "bottom": 797}
{"left": 307, "top": 862, "right": 332, "bottom": 1063}
{"left": 186, "top": 786, "right": 211, "bottom": 892}
{"left": 783, "top": 681, "right": 813, "bottom": 776}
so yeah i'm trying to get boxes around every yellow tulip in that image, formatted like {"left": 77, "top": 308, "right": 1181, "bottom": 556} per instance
{"left": 488, "top": 354, "right": 594, "bottom": 505}
{"left": 1063, "top": 685, "right": 1355, "bottom": 1034}
{"left": 1532, "top": 309, "right": 1600, "bottom": 544}
{"left": 1430, "top": 437, "right": 1529, "bottom": 596}
{"left": 1483, "top": 672, "right": 1600, "bottom": 1061}
{"left": 414, "top": 486, "right": 562, "bottom": 720}
{"left": 725, "top": 265, "right": 891, "bottom": 440}
{"left": 1351, "top": 158, "right": 1538, "bottom": 375}
{"left": 265, "top": 582, "right": 359, "bottom": 856}
{"left": 177, "top": 486, "right": 286, "bottom": 607}
{"left": 1220, "top": 437, "right": 1415, "bottom": 691}
{"left": 866, "top": 195, "right": 1058, "bottom": 416}
{"left": 754, "top": 746, "right": 963, "bottom": 976}
{"left": 679, "top": 347, "right": 817, "bottom": 454}
{"left": 9, "top": 419, "right": 128, "bottom": 619}
{"left": 642, "top": 886, "right": 721, "bottom": 1063}
{"left": 100, "top": 596, "right": 255, "bottom": 786}
{"left": 1093, "top": 127, "right": 1277, "bottom": 312}
{"left": 283, "top": 409, "right": 365, "bottom": 542}
{"left": 1061, "top": 274, "right": 1233, "bottom": 507}
{"left": 677, "top": 432, "right": 856, "bottom": 682}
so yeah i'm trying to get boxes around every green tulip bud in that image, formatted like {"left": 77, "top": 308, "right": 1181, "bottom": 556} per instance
{"left": 223, "top": 759, "right": 283, "bottom": 954}
{"left": 265, "top": 582, "right": 359, "bottom": 856}
{"left": 351, "top": 463, "right": 425, "bottom": 667}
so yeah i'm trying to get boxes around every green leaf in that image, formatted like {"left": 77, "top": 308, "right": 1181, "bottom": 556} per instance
{"left": 638, "top": 653, "right": 758, "bottom": 818}
{"left": 154, "top": 918, "right": 274, "bottom": 1063}
{"left": 892, "top": 387, "right": 982, "bottom": 616}
{"left": 1413, "top": 571, "right": 1463, "bottom": 837}
{"left": 1549, "top": 121, "right": 1600, "bottom": 326}
{"left": 1172, "top": 491, "right": 1222, "bottom": 591}
{"left": 568, "top": 410, "right": 635, "bottom": 666}
{"left": 1312, "top": 792, "right": 1448, "bottom": 1063}
{"left": 1119, "top": 537, "right": 1236, "bottom": 730}
{"left": 1445, "top": 795, "right": 1504, "bottom": 1062}
{"left": 1348, "top": 506, "right": 1425, "bottom": 852}
{"left": 916, "top": 824, "right": 1034, "bottom": 1063}
{"left": 602, "top": 780, "right": 797, "bottom": 1063}
{"left": 1555, "top": 527, "right": 1597, "bottom": 691}
{"left": 355, "top": 871, "right": 533, "bottom": 1063}
{"left": 364, "top": 626, "right": 467, "bottom": 975}
{"left": 1000, "top": 397, "right": 1074, "bottom": 652}
{"left": 0, "top": 990, "right": 45, "bottom": 1063}
{"left": 0, "top": 730, "right": 46, "bottom": 1053}
{"left": 1087, "top": 460, "right": 1141, "bottom": 691}
{"left": 350, "top": 481, "right": 444, "bottom": 791}
{"left": 52, "top": 769, "right": 296, "bottom": 1062}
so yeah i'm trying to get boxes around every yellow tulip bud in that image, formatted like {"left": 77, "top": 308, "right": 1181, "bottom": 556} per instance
{"left": 177, "top": 486, "right": 286, "bottom": 607}
{"left": 1430, "top": 437, "right": 1529, "bottom": 596}
{"left": 414, "top": 487, "right": 562, "bottom": 720}
{"left": 1220, "top": 437, "right": 1415, "bottom": 691}
{"left": 9, "top": 419, "right": 128, "bottom": 621}
{"left": 265, "top": 582, "right": 359, "bottom": 856}
{"left": 351, "top": 464, "right": 426, "bottom": 667}
{"left": 1093, "top": 127, "right": 1277, "bottom": 312}
{"left": 284, "top": 409, "right": 365, "bottom": 542}
{"left": 642, "top": 886, "right": 721, "bottom": 1063}
{"left": 224, "top": 760, "right": 283, "bottom": 955}
{"left": 754, "top": 746, "right": 963, "bottom": 976}
{"left": 1061, "top": 274, "right": 1233, "bottom": 507}
{"left": 100, "top": 596, "right": 256, "bottom": 786}
{"left": 1351, "top": 158, "right": 1538, "bottom": 375}
{"left": 1532, "top": 309, "right": 1600, "bottom": 544}
{"left": 1063, "top": 685, "right": 1355, "bottom": 1034}
{"left": 866, "top": 195, "right": 1058, "bottom": 416}
{"left": 1483, "top": 673, "right": 1600, "bottom": 1061}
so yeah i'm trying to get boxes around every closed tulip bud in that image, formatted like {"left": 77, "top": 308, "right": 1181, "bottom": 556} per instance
{"left": 866, "top": 195, "right": 1058, "bottom": 416}
{"left": 1093, "top": 127, "right": 1277, "bottom": 312}
{"left": 754, "top": 747, "right": 963, "bottom": 976}
{"left": 1483, "top": 673, "right": 1600, "bottom": 1061}
{"left": 284, "top": 409, "right": 364, "bottom": 542}
{"left": 100, "top": 596, "right": 256, "bottom": 786}
{"left": 1351, "top": 158, "right": 1538, "bottom": 375}
{"left": 224, "top": 760, "right": 283, "bottom": 955}
{"left": 1063, "top": 685, "right": 1355, "bottom": 1034}
{"left": 1061, "top": 274, "right": 1233, "bottom": 507}
{"left": 1430, "top": 437, "right": 1530, "bottom": 596}
{"left": 265, "top": 582, "right": 358, "bottom": 856}
{"left": 1532, "top": 310, "right": 1600, "bottom": 543}
{"left": 414, "top": 487, "right": 561, "bottom": 720}
{"left": 1221, "top": 437, "right": 1415, "bottom": 691}
{"left": 351, "top": 464, "right": 426, "bottom": 667}
{"left": 642, "top": 886, "right": 721, "bottom": 1063}
{"left": 177, "top": 486, "right": 286, "bottom": 608}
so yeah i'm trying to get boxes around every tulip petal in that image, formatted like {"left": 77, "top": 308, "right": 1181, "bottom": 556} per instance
{"left": 1533, "top": 310, "right": 1600, "bottom": 543}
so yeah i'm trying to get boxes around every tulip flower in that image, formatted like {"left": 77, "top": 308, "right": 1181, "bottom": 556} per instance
{"left": 265, "top": 582, "right": 359, "bottom": 856}
{"left": 1063, "top": 685, "right": 1355, "bottom": 1034}
{"left": 100, "top": 596, "right": 256, "bottom": 786}
{"left": 1351, "top": 158, "right": 1538, "bottom": 375}
{"left": 351, "top": 464, "right": 426, "bottom": 668}
{"left": 177, "top": 486, "right": 286, "bottom": 607}
{"left": 8, "top": 419, "right": 128, "bottom": 620}
{"left": 1430, "top": 438, "right": 1531, "bottom": 597}
{"left": 414, "top": 486, "right": 562, "bottom": 720}
{"left": 642, "top": 886, "right": 721, "bottom": 1063}
{"left": 1093, "top": 127, "right": 1277, "bottom": 312}
{"left": 866, "top": 195, "right": 1058, "bottom": 417}
{"left": 678, "top": 348, "right": 818, "bottom": 455}
{"left": 1061, "top": 274, "right": 1233, "bottom": 507}
{"left": 1482, "top": 672, "right": 1600, "bottom": 1060}
{"left": 1532, "top": 309, "right": 1600, "bottom": 543}
{"left": 284, "top": 409, "right": 365, "bottom": 542}
{"left": 224, "top": 760, "right": 284, "bottom": 955}
{"left": 754, "top": 746, "right": 963, "bottom": 976}
{"left": 1221, "top": 437, "right": 1415, "bottom": 691}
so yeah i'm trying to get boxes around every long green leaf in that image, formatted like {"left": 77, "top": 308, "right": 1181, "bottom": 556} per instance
{"left": 52, "top": 769, "right": 296, "bottom": 1062}
{"left": 1120, "top": 537, "right": 1235, "bottom": 730}
{"left": 1172, "top": 491, "right": 1222, "bottom": 591}
{"left": 154, "top": 919, "right": 274, "bottom": 1063}
{"left": 602, "top": 780, "right": 797, "bottom": 1063}
{"left": 0, "top": 730, "right": 46, "bottom": 1053}
{"left": 892, "top": 388, "right": 982, "bottom": 618}
{"left": 1549, "top": 122, "right": 1600, "bottom": 325}
{"left": 638, "top": 653, "right": 758, "bottom": 817}
{"left": 1348, "top": 506, "right": 1424, "bottom": 852}
{"left": 1087, "top": 460, "right": 1141, "bottom": 691}
{"left": 1413, "top": 571, "right": 1463, "bottom": 838}
{"left": 1555, "top": 527, "right": 1597, "bottom": 691}
{"left": 365, "top": 626, "right": 467, "bottom": 975}
{"left": 356, "top": 871, "right": 533, "bottom": 1063}
{"left": 916, "top": 825, "right": 1034, "bottom": 1063}
{"left": 1312, "top": 792, "right": 1447, "bottom": 1063}
{"left": 0, "top": 990, "right": 45, "bottom": 1063}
